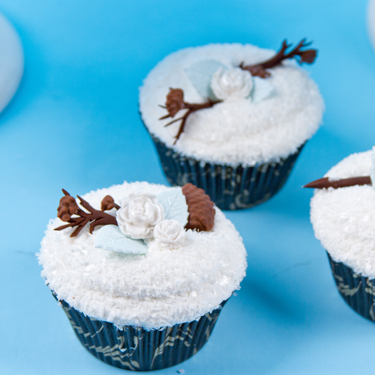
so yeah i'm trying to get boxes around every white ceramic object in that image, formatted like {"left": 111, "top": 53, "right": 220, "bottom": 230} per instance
{"left": 368, "top": 0, "right": 375, "bottom": 51}
{"left": 0, "top": 13, "right": 23, "bottom": 113}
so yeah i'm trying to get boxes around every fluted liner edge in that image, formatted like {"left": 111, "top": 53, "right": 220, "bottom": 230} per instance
{"left": 56, "top": 297, "right": 226, "bottom": 371}
{"left": 150, "top": 133, "right": 304, "bottom": 210}
{"left": 327, "top": 253, "right": 375, "bottom": 322}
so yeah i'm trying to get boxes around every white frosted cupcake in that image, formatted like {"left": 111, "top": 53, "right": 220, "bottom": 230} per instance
{"left": 307, "top": 149, "right": 375, "bottom": 321}
{"left": 38, "top": 182, "right": 247, "bottom": 371}
{"left": 140, "top": 40, "right": 324, "bottom": 210}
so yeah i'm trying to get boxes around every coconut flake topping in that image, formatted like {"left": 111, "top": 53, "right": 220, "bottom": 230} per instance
{"left": 310, "top": 151, "right": 375, "bottom": 278}
{"left": 140, "top": 43, "right": 324, "bottom": 166}
{"left": 38, "top": 182, "right": 247, "bottom": 329}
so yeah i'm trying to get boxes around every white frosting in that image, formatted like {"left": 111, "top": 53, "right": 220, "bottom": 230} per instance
{"left": 38, "top": 182, "right": 247, "bottom": 330}
{"left": 371, "top": 146, "right": 375, "bottom": 186}
{"left": 211, "top": 67, "right": 253, "bottom": 100}
{"left": 153, "top": 219, "right": 186, "bottom": 250}
{"left": 116, "top": 194, "right": 164, "bottom": 239}
{"left": 139, "top": 43, "right": 324, "bottom": 166}
{"left": 310, "top": 151, "right": 375, "bottom": 278}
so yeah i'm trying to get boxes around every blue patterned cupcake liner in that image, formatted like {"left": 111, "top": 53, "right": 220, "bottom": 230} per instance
{"left": 327, "top": 253, "right": 375, "bottom": 322}
{"left": 149, "top": 133, "right": 304, "bottom": 210}
{"left": 54, "top": 295, "right": 226, "bottom": 371}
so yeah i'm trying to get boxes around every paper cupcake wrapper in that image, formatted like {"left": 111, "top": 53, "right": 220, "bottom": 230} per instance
{"left": 150, "top": 133, "right": 304, "bottom": 210}
{"left": 327, "top": 253, "right": 375, "bottom": 322}
{"left": 56, "top": 297, "right": 226, "bottom": 371}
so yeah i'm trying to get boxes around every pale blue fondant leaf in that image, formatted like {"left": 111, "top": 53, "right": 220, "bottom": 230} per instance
{"left": 371, "top": 147, "right": 375, "bottom": 189}
{"left": 185, "top": 59, "right": 227, "bottom": 100}
{"left": 94, "top": 225, "right": 147, "bottom": 255}
{"left": 156, "top": 188, "right": 189, "bottom": 226}
{"left": 251, "top": 77, "right": 275, "bottom": 103}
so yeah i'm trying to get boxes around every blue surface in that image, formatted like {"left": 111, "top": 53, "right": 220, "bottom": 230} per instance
{"left": 1, "top": 0, "right": 375, "bottom": 374}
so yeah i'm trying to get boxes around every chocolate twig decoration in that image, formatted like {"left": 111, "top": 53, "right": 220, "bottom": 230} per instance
{"left": 304, "top": 176, "right": 372, "bottom": 189}
{"left": 159, "top": 88, "right": 221, "bottom": 144}
{"left": 55, "top": 189, "right": 118, "bottom": 237}
{"left": 159, "top": 40, "right": 316, "bottom": 140}
{"left": 54, "top": 183, "right": 216, "bottom": 238}
{"left": 240, "top": 39, "right": 317, "bottom": 78}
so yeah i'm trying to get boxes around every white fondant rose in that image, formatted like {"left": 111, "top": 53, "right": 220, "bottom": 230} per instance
{"left": 116, "top": 195, "right": 164, "bottom": 239}
{"left": 211, "top": 67, "right": 253, "bottom": 100}
{"left": 154, "top": 219, "right": 186, "bottom": 250}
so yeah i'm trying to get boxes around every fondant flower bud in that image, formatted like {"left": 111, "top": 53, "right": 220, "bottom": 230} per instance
{"left": 154, "top": 219, "right": 186, "bottom": 250}
{"left": 101, "top": 195, "right": 119, "bottom": 211}
{"left": 298, "top": 49, "right": 317, "bottom": 64}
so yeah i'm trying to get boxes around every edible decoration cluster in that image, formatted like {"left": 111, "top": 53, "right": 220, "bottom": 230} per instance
{"left": 304, "top": 147, "right": 375, "bottom": 190}
{"left": 55, "top": 183, "right": 215, "bottom": 255}
{"left": 159, "top": 38, "right": 317, "bottom": 143}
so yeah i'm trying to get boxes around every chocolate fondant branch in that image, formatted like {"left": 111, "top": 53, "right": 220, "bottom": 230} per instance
{"left": 171, "top": 112, "right": 191, "bottom": 145}
{"left": 163, "top": 116, "right": 185, "bottom": 127}
{"left": 240, "top": 39, "right": 317, "bottom": 78}
{"left": 304, "top": 176, "right": 372, "bottom": 189}
{"left": 159, "top": 113, "right": 174, "bottom": 120}
{"left": 159, "top": 88, "right": 221, "bottom": 143}
{"left": 76, "top": 195, "right": 96, "bottom": 213}
{"left": 55, "top": 191, "right": 118, "bottom": 237}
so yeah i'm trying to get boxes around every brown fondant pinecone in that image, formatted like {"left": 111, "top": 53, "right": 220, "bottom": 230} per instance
{"left": 182, "top": 183, "right": 215, "bottom": 232}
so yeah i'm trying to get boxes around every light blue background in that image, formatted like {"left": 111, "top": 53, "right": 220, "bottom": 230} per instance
{"left": 1, "top": 1, "right": 375, "bottom": 374}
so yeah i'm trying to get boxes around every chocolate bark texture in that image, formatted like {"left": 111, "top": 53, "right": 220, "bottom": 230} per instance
{"left": 304, "top": 176, "right": 371, "bottom": 189}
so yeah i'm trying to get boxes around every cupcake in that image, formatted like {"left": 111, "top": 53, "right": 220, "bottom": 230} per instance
{"left": 306, "top": 148, "right": 375, "bottom": 321}
{"left": 139, "top": 39, "right": 324, "bottom": 210}
{"left": 38, "top": 182, "right": 247, "bottom": 371}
